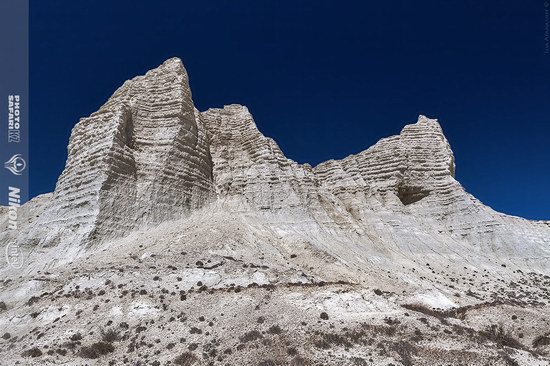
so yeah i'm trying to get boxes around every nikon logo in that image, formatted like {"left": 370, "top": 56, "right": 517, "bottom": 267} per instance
{"left": 7, "top": 186, "right": 20, "bottom": 230}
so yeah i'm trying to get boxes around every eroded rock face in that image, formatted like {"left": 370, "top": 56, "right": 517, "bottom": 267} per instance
{"left": 25, "top": 58, "right": 214, "bottom": 248}
{"left": 0, "top": 57, "right": 547, "bottom": 272}
{"left": 202, "top": 106, "right": 456, "bottom": 216}
{"left": 202, "top": 105, "right": 549, "bottom": 271}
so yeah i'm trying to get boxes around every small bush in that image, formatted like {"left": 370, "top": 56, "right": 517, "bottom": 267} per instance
{"left": 499, "top": 351, "right": 520, "bottom": 366}
{"left": 533, "top": 334, "right": 550, "bottom": 348}
{"left": 268, "top": 325, "right": 282, "bottom": 334}
{"left": 314, "top": 333, "right": 353, "bottom": 349}
{"left": 287, "top": 347, "right": 298, "bottom": 356}
{"left": 26, "top": 296, "right": 39, "bottom": 306}
{"left": 189, "top": 327, "right": 202, "bottom": 334}
{"left": 100, "top": 328, "right": 120, "bottom": 342}
{"left": 174, "top": 352, "right": 198, "bottom": 365}
{"left": 479, "top": 324, "right": 523, "bottom": 350}
{"left": 290, "top": 356, "right": 309, "bottom": 366}
{"left": 70, "top": 332, "right": 83, "bottom": 341}
{"left": 258, "top": 360, "right": 276, "bottom": 366}
{"left": 21, "top": 347, "right": 42, "bottom": 357}
{"left": 390, "top": 341, "right": 417, "bottom": 366}
{"left": 239, "top": 330, "right": 263, "bottom": 343}
{"left": 78, "top": 342, "right": 115, "bottom": 359}
{"left": 0, "top": 301, "right": 6, "bottom": 311}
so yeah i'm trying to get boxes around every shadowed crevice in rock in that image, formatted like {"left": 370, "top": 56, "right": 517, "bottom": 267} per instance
{"left": 397, "top": 183, "right": 430, "bottom": 205}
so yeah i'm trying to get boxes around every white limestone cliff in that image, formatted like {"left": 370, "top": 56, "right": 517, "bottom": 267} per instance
{"left": 4, "top": 58, "right": 214, "bottom": 253}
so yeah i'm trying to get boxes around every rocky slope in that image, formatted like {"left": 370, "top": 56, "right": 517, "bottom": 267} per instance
{"left": 0, "top": 58, "right": 549, "bottom": 366}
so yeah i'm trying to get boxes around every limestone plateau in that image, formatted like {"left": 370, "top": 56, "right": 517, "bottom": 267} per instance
{"left": 1, "top": 58, "right": 549, "bottom": 366}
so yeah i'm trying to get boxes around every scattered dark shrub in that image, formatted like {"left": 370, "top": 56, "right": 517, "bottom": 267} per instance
{"left": 384, "top": 318, "right": 400, "bottom": 326}
{"left": 533, "top": 334, "right": 550, "bottom": 348}
{"left": 390, "top": 341, "right": 417, "bottom": 366}
{"left": 174, "top": 352, "right": 198, "bottom": 365}
{"left": 258, "top": 360, "right": 276, "bottom": 366}
{"left": 100, "top": 328, "right": 120, "bottom": 342}
{"left": 287, "top": 347, "right": 298, "bottom": 356}
{"left": 320, "top": 312, "right": 329, "bottom": 320}
{"left": 351, "top": 358, "right": 368, "bottom": 366}
{"left": 21, "top": 347, "right": 42, "bottom": 357}
{"left": 290, "top": 355, "right": 308, "bottom": 366}
{"left": 78, "top": 342, "right": 115, "bottom": 358}
{"left": 70, "top": 332, "right": 83, "bottom": 341}
{"left": 479, "top": 324, "right": 523, "bottom": 350}
{"left": 499, "top": 351, "right": 520, "bottom": 366}
{"left": 314, "top": 332, "right": 353, "bottom": 349}
{"left": 239, "top": 330, "right": 263, "bottom": 343}
{"left": 26, "top": 296, "right": 39, "bottom": 306}
{"left": 268, "top": 325, "right": 282, "bottom": 334}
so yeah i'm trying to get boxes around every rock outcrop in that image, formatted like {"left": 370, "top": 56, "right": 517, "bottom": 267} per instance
{"left": 17, "top": 59, "right": 214, "bottom": 249}
{"left": 202, "top": 104, "right": 549, "bottom": 273}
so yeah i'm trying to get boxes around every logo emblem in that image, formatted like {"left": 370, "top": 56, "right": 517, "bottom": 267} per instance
{"left": 5, "top": 242, "right": 23, "bottom": 269}
{"left": 4, "top": 154, "right": 26, "bottom": 175}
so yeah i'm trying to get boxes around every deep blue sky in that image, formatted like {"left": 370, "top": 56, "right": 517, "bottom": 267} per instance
{"left": 30, "top": 0, "right": 549, "bottom": 219}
